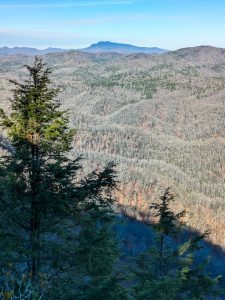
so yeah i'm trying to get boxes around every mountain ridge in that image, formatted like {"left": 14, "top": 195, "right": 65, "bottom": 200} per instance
{"left": 1, "top": 43, "right": 225, "bottom": 57}
{"left": 0, "top": 41, "right": 168, "bottom": 56}
{"left": 0, "top": 46, "right": 66, "bottom": 56}
{"left": 80, "top": 41, "right": 168, "bottom": 54}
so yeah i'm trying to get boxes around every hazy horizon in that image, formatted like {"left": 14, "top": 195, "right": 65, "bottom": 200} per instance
{"left": 0, "top": 0, "right": 224, "bottom": 50}
{"left": 0, "top": 41, "right": 224, "bottom": 52}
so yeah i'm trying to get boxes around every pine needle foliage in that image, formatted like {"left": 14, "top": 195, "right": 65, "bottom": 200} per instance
{"left": 133, "top": 188, "right": 222, "bottom": 299}
{"left": 0, "top": 58, "right": 125, "bottom": 299}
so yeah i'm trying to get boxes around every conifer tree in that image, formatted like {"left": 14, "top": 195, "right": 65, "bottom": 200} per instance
{"left": 133, "top": 188, "right": 221, "bottom": 299}
{"left": 0, "top": 58, "right": 125, "bottom": 298}
{"left": 0, "top": 57, "right": 77, "bottom": 280}
{"left": 150, "top": 187, "right": 185, "bottom": 274}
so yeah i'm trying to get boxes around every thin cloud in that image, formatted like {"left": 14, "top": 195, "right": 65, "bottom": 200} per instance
{"left": 0, "top": 1, "right": 136, "bottom": 9}
{"left": 64, "top": 13, "right": 191, "bottom": 26}
{"left": 0, "top": 28, "right": 81, "bottom": 39}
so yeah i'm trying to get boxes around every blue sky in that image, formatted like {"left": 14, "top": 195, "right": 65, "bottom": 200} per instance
{"left": 0, "top": 0, "right": 224, "bottom": 50}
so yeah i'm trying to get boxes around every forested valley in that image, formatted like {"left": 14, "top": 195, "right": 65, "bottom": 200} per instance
{"left": 0, "top": 48, "right": 225, "bottom": 299}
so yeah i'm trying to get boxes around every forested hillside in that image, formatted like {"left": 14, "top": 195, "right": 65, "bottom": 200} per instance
{"left": 1, "top": 46, "right": 225, "bottom": 249}
{"left": 0, "top": 57, "right": 223, "bottom": 299}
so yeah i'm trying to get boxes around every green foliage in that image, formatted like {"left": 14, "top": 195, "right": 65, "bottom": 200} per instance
{"left": 0, "top": 56, "right": 82, "bottom": 277}
{"left": 135, "top": 276, "right": 182, "bottom": 300}
{"left": 73, "top": 216, "right": 128, "bottom": 299}
{"left": 0, "top": 58, "right": 128, "bottom": 299}
{"left": 0, "top": 57, "right": 74, "bottom": 154}
{"left": 151, "top": 188, "right": 185, "bottom": 238}
{"left": 133, "top": 189, "right": 222, "bottom": 299}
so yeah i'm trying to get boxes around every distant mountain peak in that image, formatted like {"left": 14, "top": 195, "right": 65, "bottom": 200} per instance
{"left": 96, "top": 41, "right": 112, "bottom": 45}
{"left": 81, "top": 41, "right": 168, "bottom": 54}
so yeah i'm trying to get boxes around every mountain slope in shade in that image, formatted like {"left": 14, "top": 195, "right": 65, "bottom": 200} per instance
{"left": 0, "top": 46, "right": 66, "bottom": 56}
{"left": 81, "top": 41, "right": 168, "bottom": 54}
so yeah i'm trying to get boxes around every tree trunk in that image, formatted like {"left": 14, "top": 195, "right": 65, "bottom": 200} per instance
{"left": 30, "top": 142, "right": 41, "bottom": 282}
{"left": 160, "top": 233, "right": 163, "bottom": 258}
{"left": 159, "top": 233, "right": 164, "bottom": 275}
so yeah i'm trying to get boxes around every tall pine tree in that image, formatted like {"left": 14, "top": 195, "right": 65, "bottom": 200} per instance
{"left": 133, "top": 188, "right": 221, "bottom": 299}
{"left": 0, "top": 57, "right": 126, "bottom": 298}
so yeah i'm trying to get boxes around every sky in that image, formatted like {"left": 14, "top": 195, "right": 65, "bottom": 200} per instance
{"left": 0, "top": 0, "right": 224, "bottom": 50}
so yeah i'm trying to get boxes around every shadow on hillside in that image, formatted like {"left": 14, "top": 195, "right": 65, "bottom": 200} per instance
{"left": 115, "top": 204, "right": 225, "bottom": 282}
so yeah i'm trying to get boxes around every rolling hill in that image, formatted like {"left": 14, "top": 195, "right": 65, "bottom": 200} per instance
{"left": 0, "top": 45, "right": 225, "bottom": 249}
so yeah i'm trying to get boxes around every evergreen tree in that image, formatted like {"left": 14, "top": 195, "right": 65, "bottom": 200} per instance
{"left": 150, "top": 187, "right": 185, "bottom": 274}
{"left": 0, "top": 57, "right": 127, "bottom": 298}
{"left": 133, "top": 188, "right": 221, "bottom": 300}
{"left": 68, "top": 217, "right": 129, "bottom": 300}
{"left": 0, "top": 56, "right": 78, "bottom": 281}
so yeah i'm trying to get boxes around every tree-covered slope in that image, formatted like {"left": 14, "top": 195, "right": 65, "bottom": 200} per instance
{"left": 1, "top": 46, "right": 225, "bottom": 248}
